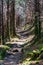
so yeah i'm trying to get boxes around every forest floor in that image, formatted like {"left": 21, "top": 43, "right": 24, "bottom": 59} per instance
{"left": 6, "top": 35, "right": 34, "bottom": 45}
{"left": 0, "top": 51, "right": 23, "bottom": 65}
{"left": 0, "top": 35, "right": 43, "bottom": 65}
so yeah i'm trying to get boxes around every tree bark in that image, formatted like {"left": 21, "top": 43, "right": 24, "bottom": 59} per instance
{"left": 1, "top": 0, "right": 5, "bottom": 45}
{"left": 10, "top": 0, "right": 16, "bottom": 37}
{"left": 6, "top": 0, "right": 10, "bottom": 41}
{"left": 34, "top": 0, "right": 41, "bottom": 40}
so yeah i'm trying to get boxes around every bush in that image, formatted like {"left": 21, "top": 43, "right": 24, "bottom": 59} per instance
{"left": 31, "top": 50, "right": 40, "bottom": 60}
{"left": 0, "top": 45, "right": 10, "bottom": 60}
{"left": 30, "top": 48, "right": 43, "bottom": 60}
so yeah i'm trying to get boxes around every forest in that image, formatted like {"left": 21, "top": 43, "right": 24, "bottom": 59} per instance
{"left": 0, "top": 0, "right": 43, "bottom": 65}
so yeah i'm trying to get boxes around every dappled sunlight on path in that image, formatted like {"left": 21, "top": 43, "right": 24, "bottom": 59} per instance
{"left": 6, "top": 35, "right": 35, "bottom": 45}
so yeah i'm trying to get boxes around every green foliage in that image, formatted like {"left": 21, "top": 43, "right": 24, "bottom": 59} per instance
{"left": 30, "top": 48, "right": 43, "bottom": 60}
{"left": 0, "top": 49, "right": 6, "bottom": 60}
{"left": 30, "top": 50, "right": 40, "bottom": 60}
{"left": 2, "top": 45, "right": 10, "bottom": 50}
{"left": 23, "top": 46, "right": 43, "bottom": 61}
{"left": 0, "top": 45, "right": 10, "bottom": 60}
{"left": 6, "top": 43, "right": 13, "bottom": 48}
{"left": 40, "top": 48, "right": 43, "bottom": 52}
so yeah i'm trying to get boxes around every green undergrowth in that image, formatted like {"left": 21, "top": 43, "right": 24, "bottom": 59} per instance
{"left": 30, "top": 48, "right": 43, "bottom": 60}
{"left": 21, "top": 37, "right": 43, "bottom": 65}
{"left": 5, "top": 43, "right": 13, "bottom": 48}
{"left": 0, "top": 45, "right": 10, "bottom": 60}
{"left": 23, "top": 43, "right": 43, "bottom": 60}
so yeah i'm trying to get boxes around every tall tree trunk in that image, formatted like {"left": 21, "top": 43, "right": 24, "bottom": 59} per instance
{"left": 1, "top": 0, "right": 5, "bottom": 45}
{"left": 12, "top": 0, "right": 16, "bottom": 37}
{"left": 10, "top": 8, "right": 12, "bottom": 36}
{"left": 0, "top": 19, "right": 1, "bottom": 44}
{"left": 6, "top": 0, "right": 10, "bottom": 41}
{"left": 10, "top": 0, "right": 16, "bottom": 37}
{"left": 34, "top": 0, "right": 41, "bottom": 40}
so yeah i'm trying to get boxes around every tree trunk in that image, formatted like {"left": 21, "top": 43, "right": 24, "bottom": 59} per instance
{"left": 10, "top": 0, "right": 16, "bottom": 37}
{"left": 1, "top": 0, "right": 5, "bottom": 45}
{"left": 34, "top": 0, "right": 41, "bottom": 40}
{"left": 6, "top": 0, "right": 10, "bottom": 41}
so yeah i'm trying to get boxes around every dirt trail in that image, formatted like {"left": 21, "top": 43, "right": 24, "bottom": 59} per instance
{"left": 0, "top": 44, "right": 23, "bottom": 65}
